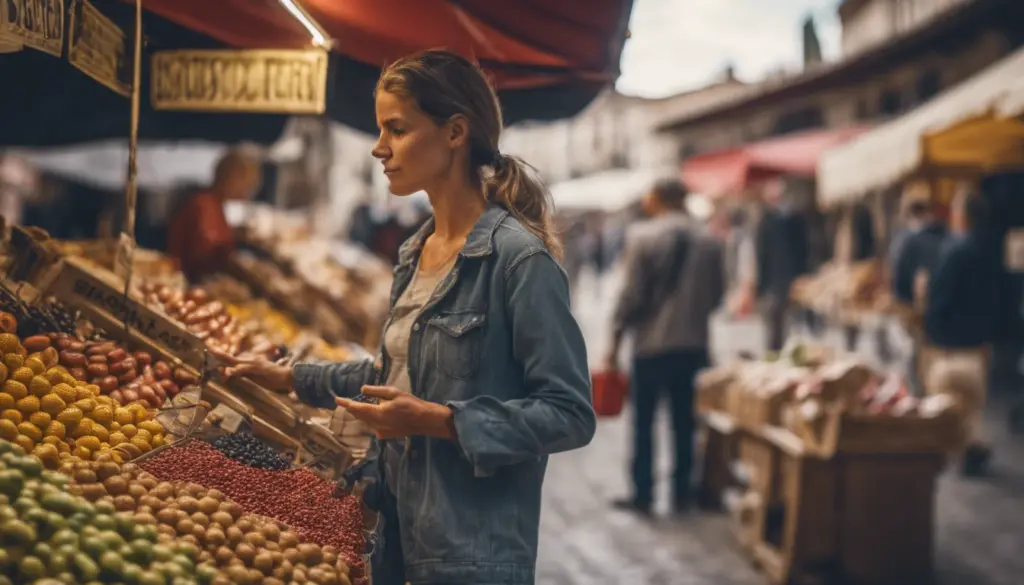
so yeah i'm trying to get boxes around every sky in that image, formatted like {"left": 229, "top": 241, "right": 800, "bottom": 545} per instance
{"left": 616, "top": 0, "right": 844, "bottom": 98}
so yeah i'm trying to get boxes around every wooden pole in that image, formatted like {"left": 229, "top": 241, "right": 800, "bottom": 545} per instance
{"left": 115, "top": 0, "right": 143, "bottom": 282}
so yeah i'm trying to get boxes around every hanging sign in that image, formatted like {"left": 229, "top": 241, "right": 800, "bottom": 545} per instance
{"left": 1, "top": 0, "right": 64, "bottom": 56}
{"left": 151, "top": 49, "right": 328, "bottom": 114}
{"left": 68, "top": 0, "right": 130, "bottom": 96}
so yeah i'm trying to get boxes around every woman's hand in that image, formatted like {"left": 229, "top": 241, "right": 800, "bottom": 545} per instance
{"left": 209, "top": 348, "right": 292, "bottom": 392}
{"left": 337, "top": 386, "right": 457, "bottom": 441}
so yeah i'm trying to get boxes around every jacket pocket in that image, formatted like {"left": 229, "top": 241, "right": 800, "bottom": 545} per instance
{"left": 427, "top": 312, "right": 486, "bottom": 379}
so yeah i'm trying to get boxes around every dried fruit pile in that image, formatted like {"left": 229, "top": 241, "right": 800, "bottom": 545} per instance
{"left": 140, "top": 441, "right": 365, "bottom": 566}
{"left": 68, "top": 452, "right": 358, "bottom": 584}
{"left": 139, "top": 285, "right": 280, "bottom": 361}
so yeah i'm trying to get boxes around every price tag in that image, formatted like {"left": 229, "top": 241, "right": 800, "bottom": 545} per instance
{"left": 1005, "top": 229, "right": 1024, "bottom": 272}
{"left": 208, "top": 403, "right": 245, "bottom": 433}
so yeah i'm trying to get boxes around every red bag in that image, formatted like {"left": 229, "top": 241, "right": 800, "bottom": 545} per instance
{"left": 591, "top": 370, "right": 629, "bottom": 417}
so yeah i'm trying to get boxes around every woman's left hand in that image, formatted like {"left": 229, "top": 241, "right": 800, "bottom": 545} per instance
{"left": 337, "top": 386, "right": 457, "bottom": 441}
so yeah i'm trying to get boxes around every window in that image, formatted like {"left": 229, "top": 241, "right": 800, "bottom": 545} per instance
{"left": 915, "top": 70, "right": 942, "bottom": 102}
{"left": 772, "top": 106, "right": 824, "bottom": 135}
{"left": 879, "top": 90, "right": 902, "bottom": 115}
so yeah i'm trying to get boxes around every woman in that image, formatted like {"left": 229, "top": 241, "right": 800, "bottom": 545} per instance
{"left": 216, "top": 50, "right": 596, "bottom": 585}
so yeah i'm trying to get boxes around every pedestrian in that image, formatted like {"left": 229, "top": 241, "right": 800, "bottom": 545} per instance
{"left": 922, "top": 185, "right": 1000, "bottom": 476}
{"left": 754, "top": 185, "right": 809, "bottom": 353}
{"left": 213, "top": 49, "right": 595, "bottom": 585}
{"left": 604, "top": 179, "right": 726, "bottom": 515}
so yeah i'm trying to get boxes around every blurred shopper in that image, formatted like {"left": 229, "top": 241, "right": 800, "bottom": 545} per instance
{"left": 167, "top": 148, "right": 261, "bottom": 282}
{"left": 890, "top": 185, "right": 947, "bottom": 394}
{"left": 923, "top": 186, "right": 1000, "bottom": 476}
{"left": 605, "top": 179, "right": 725, "bottom": 515}
{"left": 755, "top": 185, "right": 808, "bottom": 353}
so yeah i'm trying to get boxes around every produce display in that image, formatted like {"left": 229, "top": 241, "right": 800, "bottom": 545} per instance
{"left": 140, "top": 441, "right": 365, "bottom": 565}
{"left": 790, "top": 259, "right": 892, "bottom": 319}
{"left": 0, "top": 328, "right": 170, "bottom": 468}
{"left": 137, "top": 284, "right": 280, "bottom": 362}
{"left": 43, "top": 333, "right": 199, "bottom": 410}
{"left": 211, "top": 432, "right": 292, "bottom": 471}
{"left": 0, "top": 440, "right": 206, "bottom": 585}
{"left": 66, "top": 454, "right": 356, "bottom": 585}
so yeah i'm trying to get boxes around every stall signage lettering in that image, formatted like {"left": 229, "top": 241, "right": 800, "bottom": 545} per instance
{"left": 68, "top": 0, "right": 129, "bottom": 96}
{"left": 151, "top": 49, "right": 328, "bottom": 114}
{"left": 2, "top": 0, "right": 63, "bottom": 56}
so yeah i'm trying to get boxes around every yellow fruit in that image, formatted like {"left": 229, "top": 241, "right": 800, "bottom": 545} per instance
{"left": 95, "top": 395, "right": 113, "bottom": 408}
{"left": 16, "top": 395, "right": 40, "bottom": 415}
{"left": 46, "top": 369, "right": 65, "bottom": 385}
{"left": 130, "top": 436, "right": 152, "bottom": 453}
{"left": 4, "top": 380, "right": 27, "bottom": 400}
{"left": 72, "top": 446, "right": 91, "bottom": 460}
{"left": 56, "top": 406, "right": 83, "bottom": 426}
{"left": 24, "top": 357, "right": 45, "bottom": 376}
{"left": 41, "top": 435, "right": 62, "bottom": 447}
{"left": 85, "top": 384, "right": 101, "bottom": 395}
{"left": 40, "top": 394, "right": 65, "bottom": 417}
{"left": 109, "top": 421, "right": 120, "bottom": 432}
{"left": 151, "top": 434, "right": 166, "bottom": 448}
{"left": 92, "top": 425, "right": 109, "bottom": 443}
{"left": 28, "top": 411, "right": 50, "bottom": 429}
{"left": 110, "top": 451, "right": 125, "bottom": 464}
{"left": 73, "top": 398, "right": 95, "bottom": 413}
{"left": 139, "top": 421, "right": 164, "bottom": 435}
{"left": 15, "top": 434, "right": 34, "bottom": 452}
{"left": 108, "top": 431, "right": 126, "bottom": 446}
{"left": 0, "top": 392, "right": 13, "bottom": 410}
{"left": 18, "top": 421, "right": 42, "bottom": 443}
{"left": 46, "top": 420, "right": 66, "bottom": 440}
{"left": 75, "top": 387, "right": 93, "bottom": 401}
{"left": 76, "top": 435, "right": 102, "bottom": 451}
{"left": 15, "top": 346, "right": 26, "bottom": 358}
{"left": 71, "top": 418, "right": 94, "bottom": 438}
{"left": 2, "top": 409, "right": 23, "bottom": 425}
{"left": 0, "top": 419, "right": 17, "bottom": 440}
{"left": 60, "top": 373, "right": 76, "bottom": 385}
{"left": 56, "top": 440, "right": 70, "bottom": 454}
{"left": 3, "top": 354, "right": 23, "bottom": 372}
{"left": 120, "top": 424, "right": 137, "bottom": 439}
{"left": 41, "top": 347, "right": 59, "bottom": 368}
{"left": 11, "top": 367, "right": 33, "bottom": 385}
{"left": 33, "top": 442, "right": 59, "bottom": 463}
{"left": 90, "top": 405, "right": 113, "bottom": 426}
{"left": 29, "top": 376, "right": 51, "bottom": 398}
{"left": 114, "top": 408, "right": 133, "bottom": 426}
{"left": 133, "top": 428, "right": 153, "bottom": 443}
{"left": 0, "top": 333, "right": 20, "bottom": 353}
{"left": 52, "top": 383, "right": 76, "bottom": 404}
{"left": 0, "top": 362, "right": 7, "bottom": 383}
{"left": 128, "top": 403, "right": 148, "bottom": 424}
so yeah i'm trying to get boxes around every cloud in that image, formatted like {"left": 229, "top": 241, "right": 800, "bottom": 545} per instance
{"left": 616, "top": 0, "right": 842, "bottom": 98}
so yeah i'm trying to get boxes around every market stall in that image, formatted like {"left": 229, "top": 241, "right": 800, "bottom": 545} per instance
{"left": 697, "top": 344, "right": 963, "bottom": 585}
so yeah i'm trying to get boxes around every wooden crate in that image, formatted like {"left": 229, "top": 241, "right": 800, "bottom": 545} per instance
{"left": 792, "top": 405, "right": 960, "bottom": 457}
{"left": 699, "top": 411, "right": 740, "bottom": 509}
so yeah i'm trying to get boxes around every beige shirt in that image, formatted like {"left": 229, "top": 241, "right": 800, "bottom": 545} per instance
{"left": 330, "top": 256, "right": 455, "bottom": 463}
{"left": 383, "top": 256, "right": 457, "bottom": 393}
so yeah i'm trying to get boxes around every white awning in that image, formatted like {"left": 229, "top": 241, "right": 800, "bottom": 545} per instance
{"left": 817, "top": 46, "right": 1024, "bottom": 208}
{"left": 549, "top": 168, "right": 665, "bottom": 213}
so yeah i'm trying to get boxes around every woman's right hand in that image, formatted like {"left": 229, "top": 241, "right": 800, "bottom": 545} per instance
{"left": 209, "top": 348, "right": 293, "bottom": 392}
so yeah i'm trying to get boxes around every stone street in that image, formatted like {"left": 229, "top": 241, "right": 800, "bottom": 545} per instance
{"left": 535, "top": 268, "right": 1024, "bottom": 585}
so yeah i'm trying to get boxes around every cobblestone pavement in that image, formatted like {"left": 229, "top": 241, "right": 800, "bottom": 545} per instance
{"left": 535, "top": 269, "right": 1024, "bottom": 585}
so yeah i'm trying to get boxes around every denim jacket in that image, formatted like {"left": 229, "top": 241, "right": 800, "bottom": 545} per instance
{"left": 291, "top": 204, "right": 596, "bottom": 585}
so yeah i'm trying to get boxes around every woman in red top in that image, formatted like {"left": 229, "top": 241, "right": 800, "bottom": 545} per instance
{"left": 167, "top": 149, "right": 261, "bottom": 281}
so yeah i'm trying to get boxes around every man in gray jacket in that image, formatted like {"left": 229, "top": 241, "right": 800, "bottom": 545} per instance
{"left": 605, "top": 179, "right": 726, "bottom": 515}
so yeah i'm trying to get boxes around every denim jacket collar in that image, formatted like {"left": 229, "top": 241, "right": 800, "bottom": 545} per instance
{"left": 396, "top": 203, "right": 510, "bottom": 267}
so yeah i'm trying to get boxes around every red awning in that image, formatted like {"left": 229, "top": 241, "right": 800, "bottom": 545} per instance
{"left": 681, "top": 126, "right": 871, "bottom": 197}
{"left": 138, "top": 0, "right": 630, "bottom": 90}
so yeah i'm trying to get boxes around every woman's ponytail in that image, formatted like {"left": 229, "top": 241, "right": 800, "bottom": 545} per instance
{"left": 487, "top": 153, "right": 563, "bottom": 261}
